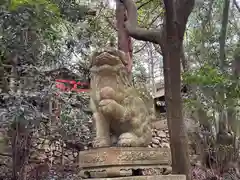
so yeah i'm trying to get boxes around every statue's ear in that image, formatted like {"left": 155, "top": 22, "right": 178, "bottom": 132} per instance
{"left": 103, "top": 49, "right": 128, "bottom": 66}
{"left": 89, "top": 55, "right": 94, "bottom": 68}
{"left": 89, "top": 51, "right": 100, "bottom": 67}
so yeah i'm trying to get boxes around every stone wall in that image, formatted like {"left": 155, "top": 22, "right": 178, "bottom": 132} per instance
{"left": 149, "top": 120, "right": 170, "bottom": 148}
{"left": 149, "top": 118, "right": 201, "bottom": 155}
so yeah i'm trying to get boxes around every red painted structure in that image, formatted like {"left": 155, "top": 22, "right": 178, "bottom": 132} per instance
{"left": 55, "top": 79, "right": 89, "bottom": 92}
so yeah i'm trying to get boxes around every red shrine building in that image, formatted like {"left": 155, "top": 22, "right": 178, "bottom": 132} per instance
{"left": 44, "top": 67, "right": 90, "bottom": 120}
{"left": 45, "top": 67, "right": 90, "bottom": 93}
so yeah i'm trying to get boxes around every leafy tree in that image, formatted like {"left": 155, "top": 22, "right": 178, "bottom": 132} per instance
{"left": 0, "top": 0, "right": 95, "bottom": 179}
{"left": 182, "top": 0, "right": 240, "bottom": 172}
{"left": 119, "top": 0, "right": 194, "bottom": 178}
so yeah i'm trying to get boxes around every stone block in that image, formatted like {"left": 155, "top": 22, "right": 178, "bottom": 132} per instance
{"left": 79, "top": 147, "right": 171, "bottom": 168}
{"left": 79, "top": 147, "right": 172, "bottom": 178}
{"left": 83, "top": 175, "right": 186, "bottom": 180}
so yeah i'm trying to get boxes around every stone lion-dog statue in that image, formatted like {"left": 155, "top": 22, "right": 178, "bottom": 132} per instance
{"left": 89, "top": 48, "right": 153, "bottom": 147}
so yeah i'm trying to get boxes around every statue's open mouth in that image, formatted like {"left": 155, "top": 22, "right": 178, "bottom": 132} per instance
{"left": 90, "top": 51, "right": 127, "bottom": 74}
{"left": 91, "top": 49, "right": 128, "bottom": 68}
{"left": 95, "top": 52, "right": 122, "bottom": 67}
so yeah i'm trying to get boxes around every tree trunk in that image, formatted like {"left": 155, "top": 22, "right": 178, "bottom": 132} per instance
{"left": 180, "top": 45, "right": 189, "bottom": 73}
{"left": 199, "top": 0, "right": 214, "bottom": 63}
{"left": 161, "top": 0, "right": 194, "bottom": 179}
{"left": 233, "top": 43, "right": 240, "bottom": 76}
{"left": 120, "top": 1, "right": 194, "bottom": 179}
{"left": 217, "top": 0, "right": 231, "bottom": 144}
{"left": 219, "top": 0, "right": 230, "bottom": 70}
{"left": 116, "top": 1, "right": 133, "bottom": 75}
{"left": 10, "top": 120, "right": 31, "bottom": 180}
{"left": 148, "top": 43, "right": 156, "bottom": 94}
{"left": 0, "top": 66, "right": 9, "bottom": 93}
{"left": 162, "top": 40, "right": 191, "bottom": 178}
{"left": 161, "top": 2, "right": 190, "bottom": 178}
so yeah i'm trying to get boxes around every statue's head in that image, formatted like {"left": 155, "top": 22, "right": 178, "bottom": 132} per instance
{"left": 90, "top": 48, "right": 128, "bottom": 68}
{"left": 89, "top": 48, "right": 131, "bottom": 95}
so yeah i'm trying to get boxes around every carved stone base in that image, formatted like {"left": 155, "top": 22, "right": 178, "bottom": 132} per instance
{"left": 83, "top": 175, "right": 186, "bottom": 180}
{"left": 80, "top": 165, "right": 172, "bottom": 178}
{"left": 79, "top": 147, "right": 173, "bottom": 179}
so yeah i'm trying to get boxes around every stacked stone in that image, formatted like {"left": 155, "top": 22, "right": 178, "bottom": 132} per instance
{"left": 149, "top": 120, "right": 170, "bottom": 148}
{"left": 31, "top": 135, "right": 97, "bottom": 167}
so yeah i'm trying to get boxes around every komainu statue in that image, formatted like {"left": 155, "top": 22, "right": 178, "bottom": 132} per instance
{"left": 89, "top": 48, "right": 153, "bottom": 147}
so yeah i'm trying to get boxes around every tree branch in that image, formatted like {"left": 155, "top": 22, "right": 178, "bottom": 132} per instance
{"left": 134, "top": 42, "right": 147, "bottom": 53}
{"left": 148, "top": 14, "right": 162, "bottom": 28}
{"left": 0, "top": 152, "right": 11, "bottom": 157}
{"left": 180, "top": 45, "right": 188, "bottom": 72}
{"left": 233, "top": 0, "right": 240, "bottom": 12}
{"left": 137, "top": 0, "right": 152, "bottom": 10}
{"left": 153, "top": 43, "right": 162, "bottom": 55}
{"left": 163, "top": 0, "right": 176, "bottom": 37}
{"left": 120, "top": 0, "right": 162, "bottom": 44}
{"left": 86, "top": 9, "right": 97, "bottom": 16}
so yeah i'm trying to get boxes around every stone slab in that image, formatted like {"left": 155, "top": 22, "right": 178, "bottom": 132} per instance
{"left": 83, "top": 175, "right": 186, "bottom": 180}
{"left": 80, "top": 165, "right": 172, "bottom": 178}
{"left": 79, "top": 147, "right": 171, "bottom": 168}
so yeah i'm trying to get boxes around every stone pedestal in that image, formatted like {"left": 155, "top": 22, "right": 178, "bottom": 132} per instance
{"left": 79, "top": 147, "right": 185, "bottom": 180}
{"left": 82, "top": 175, "right": 186, "bottom": 180}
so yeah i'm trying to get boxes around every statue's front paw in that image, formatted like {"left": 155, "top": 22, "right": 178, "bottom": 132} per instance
{"left": 117, "top": 133, "right": 138, "bottom": 147}
{"left": 93, "top": 137, "right": 110, "bottom": 148}
{"left": 99, "top": 99, "right": 114, "bottom": 115}
{"left": 99, "top": 99, "right": 125, "bottom": 119}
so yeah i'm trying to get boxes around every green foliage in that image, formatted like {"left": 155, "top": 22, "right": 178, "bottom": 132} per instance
{"left": 0, "top": 0, "right": 61, "bottom": 55}
{"left": 183, "top": 62, "right": 239, "bottom": 125}
{"left": 184, "top": 0, "right": 240, "bottom": 122}
{"left": 10, "top": 0, "right": 60, "bottom": 14}
{"left": 136, "top": 0, "right": 164, "bottom": 27}
{"left": 0, "top": 0, "right": 93, "bottom": 70}
{"left": 183, "top": 64, "right": 226, "bottom": 87}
